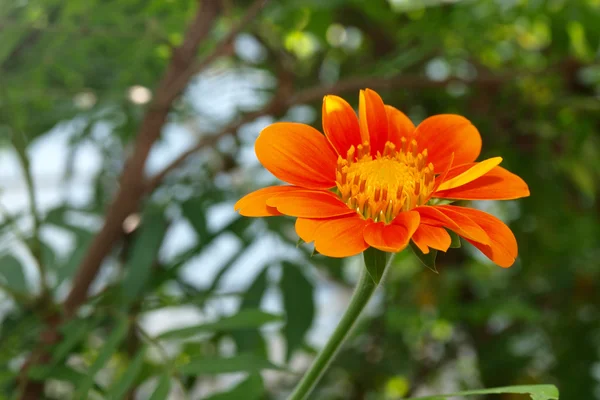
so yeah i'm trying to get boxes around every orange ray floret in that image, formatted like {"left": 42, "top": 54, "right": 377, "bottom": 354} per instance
{"left": 234, "top": 89, "right": 530, "bottom": 267}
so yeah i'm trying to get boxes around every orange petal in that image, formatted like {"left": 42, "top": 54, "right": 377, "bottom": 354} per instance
{"left": 385, "top": 105, "right": 415, "bottom": 146}
{"left": 255, "top": 122, "right": 337, "bottom": 189}
{"left": 444, "top": 206, "right": 518, "bottom": 268}
{"left": 436, "top": 157, "right": 503, "bottom": 191}
{"left": 312, "top": 215, "right": 369, "bottom": 258}
{"left": 434, "top": 166, "right": 530, "bottom": 200}
{"left": 295, "top": 217, "right": 328, "bottom": 243}
{"left": 415, "top": 206, "right": 490, "bottom": 245}
{"left": 414, "top": 114, "right": 482, "bottom": 173}
{"left": 359, "top": 89, "right": 388, "bottom": 156}
{"left": 234, "top": 186, "right": 303, "bottom": 217}
{"left": 266, "top": 190, "right": 355, "bottom": 218}
{"left": 363, "top": 211, "right": 420, "bottom": 252}
{"left": 322, "top": 95, "right": 362, "bottom": 156}
{"left": 411, "top": 225, "right": 451, "bottom": 254}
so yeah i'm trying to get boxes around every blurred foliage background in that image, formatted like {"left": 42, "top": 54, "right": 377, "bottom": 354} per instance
{"left": 0, "top": 0, "right": 599, "bottom": 399}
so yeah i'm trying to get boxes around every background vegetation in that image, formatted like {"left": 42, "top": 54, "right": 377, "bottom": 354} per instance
{"left": 0, "top": 0, "right": 599, "bottom": 398}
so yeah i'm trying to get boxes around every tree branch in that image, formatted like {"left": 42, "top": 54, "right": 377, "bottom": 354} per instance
{"left": 160, "top": 0, "right": 270, "bottom": 105}
{"left": 63, "top": 0, "right": 222, "bottom": 318}
{"left": 145, "top": 72, "right": 513, "bottom": 191}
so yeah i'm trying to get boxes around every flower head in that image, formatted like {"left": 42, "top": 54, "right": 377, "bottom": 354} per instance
{"left": 235, "top": 89, "right": 529, "bottom": 267}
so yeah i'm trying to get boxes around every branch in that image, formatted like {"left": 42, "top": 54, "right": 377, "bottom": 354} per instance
{"left": 63, "top": 0, "right": 222, "bottom": 318}
{"left": 160, "top": 0, "right": 270, "bottom": 105}
{"left": 145, "top": 72, "right": 512, "bottom": 190}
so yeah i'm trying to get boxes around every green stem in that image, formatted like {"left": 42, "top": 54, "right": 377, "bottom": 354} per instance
{"left": 288, "top": 248, "right": 393, "bottom": 400}
{"left": 12, "top": 132, "right": 48, "bottom": 298}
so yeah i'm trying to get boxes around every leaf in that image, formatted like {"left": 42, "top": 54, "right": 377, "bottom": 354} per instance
{"left": 447, "top": 230, "right": 461, "bottom": 248}
{"left": 121, "top": 206, "right": 168, "bottom": 304}
{"left": 28, "top": 365, "right": 88, "bottom": 382}
{"left": 281, "top": 262, "right": 315, "bottom": 360}
{"left": 0, "top": 254, "right": 28, "bottom": 293}
{"left": 157, "top": 309, "right": 282, "bottom": 340}
{"left": 178, "top": 353, "right": 283, "bottom": 375}
{"left": 181, "top": 197, "right": 208, "bottom": 239}
{"left": 231, "top": 268, "right": 269, "bottom": 354}
{"left": 405, "top": 384, "right": 559, "bottom": 400}
{"left": 52, "top": 318, "right": 98, "bottom": 364}
{"left": 363, "top": 247, "right": 389, "bottom": 284}
{"left": 148, "top": 374, "right": 171, "bottom": 400}
{"left": 410, "top": 243, "right": 438, "bottom": 273}
{"left": 106, "top": 346, "right": 147, "bottom": 399}
{"left": 204, "top": 374, "right": 264, "bottom": 400}
{"left": 56, "top": 234, "right": 93, "bottom": 286}
{"left": 74, "top": 317, "right": 129, "bottom": 399}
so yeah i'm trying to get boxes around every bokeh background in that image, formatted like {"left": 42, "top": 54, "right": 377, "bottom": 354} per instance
{"left": 1, "top": 0, "right": 599, "bottom": 399}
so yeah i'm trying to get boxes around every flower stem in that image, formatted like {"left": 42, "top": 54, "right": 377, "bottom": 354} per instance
{"left": 288, "top": 248, "right": 392, "bottom": 400}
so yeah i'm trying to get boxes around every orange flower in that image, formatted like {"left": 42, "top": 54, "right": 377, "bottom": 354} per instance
{"left": 235, "top": 89, "right": 530, "bottom": 267}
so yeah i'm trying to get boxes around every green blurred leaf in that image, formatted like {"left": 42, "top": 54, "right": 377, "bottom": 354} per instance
{"left": 74, "top": 317, "right": 129, "bottom": 399}
{"left": 121, "top": 205, "right": 167, "bottom": 304}
{"left": 406, "top": 384, "right": 559, "bottom": 400}
{"left": 106, "top": 346, "right": 147, "bottom": 399}
{"left": 204, "top": 374, "right": 264, "bottom": 400}
{"left": 448, "top": 230, "right": 461, "bottom": 248}
{"left": 178, "top": 353, "right": 283, "bottom": 375}
{"left": 181, "top": 196, "right": 208, "bottom": 239}
{"left": 232, "top": 268, "right": 269, "bottom": 354}
{"left": 0, "top": 254, "right": 28, "bottom": 293}
{"left": 281, "top": 262, "right": 315, "bottom": 360}
{"left": 410, "top": 243, "right": 438, "bottom": 273}
{"left": 28, "top": 364, "right": 88, "bottom": 383}
{"left": 363, "top": 247, "right": 388, "bottom": 284}
{"left": 52, "top": 317, "right": 98, "bottom": 364}
{"left": 157, "top": 309, "right": 282, "bottom": 340}
{"left": 148, "top": 374, "right": 171, "bottom": 400}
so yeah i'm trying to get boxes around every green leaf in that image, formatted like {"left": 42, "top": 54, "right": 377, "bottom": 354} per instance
{"left": 448, "top": 230, "right": 461, "bottom": 248}
{"left": 363, "top": 247, "right": 389, "bottom": 284}
{"left": 405, "top": 384, "right": 559, "bottom": 400}
{"left": 121, "top": 206, "right": 168, "bottom": 304}
{"left": 178, "top": 353, "right": 283, "bottom": 375}
{"left": 281, "top": 262, "right": 315, "bottom": 360}
{"left": 148, "top": 374, "right": 171, "bottom": 400}
{"left": 204, "top": 374, "right": 264, "bottom": 400}
{"left": 157, "top": 309, "right": 282, "bottom": 340}
{"left": 410, "top": 243, "right": 438, "bottom": 273}
{"left": 106, "top": 346, "right": 147, "bottom": 400}
{"left": 52, "top": 318, "right": 98, "bottom": 364}
{"left": 74, "top": 317, "right": 129, "bottom": 399}
{"left": 232, "top": 269, "right": 269, "bottom": 354}
{"left": 181, "top": 197, "right": 208, "bottom": 239}
{"left": 0, "top": 254, "right": 28, "bottom": 293}
{"left": 28, "top": 365, "right": 87, "bottom": 383}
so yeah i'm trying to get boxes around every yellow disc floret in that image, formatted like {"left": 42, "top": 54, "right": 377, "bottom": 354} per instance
{"left": 335, "top": 139, "right": 435, "bottom": 223}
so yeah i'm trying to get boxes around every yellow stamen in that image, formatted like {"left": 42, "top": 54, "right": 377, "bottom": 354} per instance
{"left": 336, "top": 139, "right": 435, "bottom": 223}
